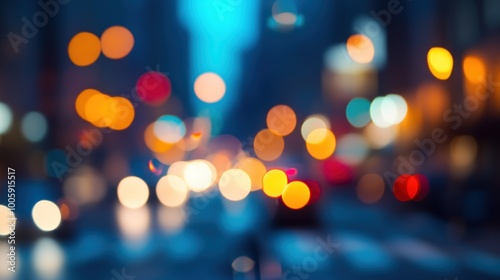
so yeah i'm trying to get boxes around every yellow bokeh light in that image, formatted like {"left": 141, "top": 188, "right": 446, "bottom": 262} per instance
{"left": 253, "top": 129, "right": 285, "bottom": 161}
{"left": 262, "top": 169, "right": 288, "bottom": 198}
{"left": 144, "top": 123, "right": 173, "bottom": 153}
{"left": 235, "top": 157, "right": 267, "bottom": 191}
{"left": 84, "top": 92, "right": 112, "bottom": 127}
{"left": 156, "top": 175, "right": 189, "bottom": 207}
{"left": 0, "top": 205, "right": 12, "bottom": 235}
{"left": 346, "top": 34, "right": 375, "bottom": 64}
{"left": 68, "top": 32, "right": 101, "bottom": 66}
{"left": 301, "top": 114, "right": 330, "bottom": 141}
{"left": 100, "top": 26, "right": 134, "bottom": 59}
{"left": 183, "top": 160, "right": 216, "bottom": 192}
{"left": 194, "top": 72, "right": 226, "bottom": 103}
{"left": 219, "top": 169, "right": 252, "bottom": 201}
{"left": 108, "top": 97, "right": 135, "bottom": 130}
{"left": 75, "top": 89, "right": 100, "bottom": 120}
{"left": 427, "top": 47, "right": 453, "bottom": 80}
{"left": 282, "top": 181, "right": 310, "bottom": 210}
{"left": 463, "top": 55, "right": 486, "bottom": 83}
{"left": 32, "top": 200, "right": 62, "bottom": 231}
{"left": 305, "top": 128, "right": 336, "bottom": 160}
{"left": 117, "top": 176, "right": 149, "bottom": 209}
{"left": 266, "top": 105, "right": 297, "bottom": 136}
{"left": 357, "top": 173, "right": 385, "bottom": 204}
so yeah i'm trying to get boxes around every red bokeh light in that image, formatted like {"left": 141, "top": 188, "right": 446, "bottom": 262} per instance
{"left": 136, "top": 71, "right": 171, "bottom": 106}
{"left": 393, "top": 174, "right": 430, "bottom": 202}
{"left": 321, "top": 158, "right": 353, "bottom": 185}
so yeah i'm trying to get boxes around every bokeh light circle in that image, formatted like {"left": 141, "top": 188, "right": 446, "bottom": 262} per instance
{"left": 346, "top": 98, "right": 371, "bottom": 128}
{"left": 183, "top": 160, "right": 216, "bottom": 192}
{"left": 262, "top": 169, "right": 288, "bottom": 198}
{"left": 219, "top": 169, "right": 252, "bottom": 201}
{"left": 336, "top": 133, "right": 369, "bottom": 165}
{"left": 156, "top": 175, "right": 189, "bottom": 207}
{"left": 117, "top": 176, "right": 150, "bottom": 209}
{"left": 301, "top": 114, "right": 331, "bottom": 140}
{"left": 0, "top": 102, "right": 13, "bottom": 135}
{"left": 282, "top": 181, "right": 311, "bottom": 210}
{"left": 100, "top": 26, "right": 134, "bottom": 59}
{"left": 153, "top": 115, "right": 186, "bottom": 144}
{"left": 68, "top": 32, "right": 101, "bottom": 66}
{"left": 194, "top": 72, "right": 226, "bottom": 103}
{"left": 0, "top": 205, "right": 12, "bottom": 235}
{"left": 21, "top": 112, "right": 48, "bottom": 142}
{"left": 346, "top": 34, "right": 375, "bottom": 64}
{"left": 253, "top": 129, "right": 285, "bottom": 161}
{"left": 136, "top": 72, "right": 172, "bottom": 106}
{"left": 427, "top": 47, "right": 453, "bottom": 80}
{"left": 32, "top": 200, "right": 62, "bottom": 231}
{"left": 306, "top": 128, "right": 336, "bottom": 160}
{"left": 266, "top": 104, "right": 297, "bottom": 136}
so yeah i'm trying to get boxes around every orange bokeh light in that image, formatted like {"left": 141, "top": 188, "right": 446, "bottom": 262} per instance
{"left": 346, "top": 34, "right": 375, "bottom": 64}
{"left": 68, "top": 32, "right": 101, "bottom": 66}
{"left": 100, "top": 26, "right": 134, "bottom": 59}
{"left": 253, "top": 129, "right": 285, "bottom": 161}
{"left": 266, "top": 105, "right": 297, "bottom": 136}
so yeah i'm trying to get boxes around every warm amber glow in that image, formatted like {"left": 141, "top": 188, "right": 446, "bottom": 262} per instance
{"left": 117, "top": 176, "right": 150, "bottom": 209}
{"left": 427, "top": 47, "right": 454, "bottom": 80}
{"left": 253, "top": 129, "right": 285, "bottom": 161}
{"left": 282, "top": 181, "right": 310, "bottom": 210}
{"left": 194, "top": 72, "right": 226, "bottom": 103}
{"left": 100, "top": 26, "right": 134, "bottom": 59}
{"left": 32, "top": 200, "right": 62, "bottom": 231}
{"left": 68, "top": 32, "right": 101, "bottom": 66}
{"left": 463, "top": 55, "right": 486, "bottom": 83}
{"left": 305, "top": 128, "right": 336, "bottom": 160}
{"left": 346, "top": 34, "right": 375, "bottom": 64}
{"left": 183, "top": 160, "right": 216, "bottom": 192}
{"left": 0, "top": 205, "right": 12, "bottom": 235}
{"left": 235, "top": 157, "right": 267, "bottom": 191}
{"left": 108, "top": 97, "right": 135, "bottom": 130}
{"left": 144, "top": 123, "right": 173, "bottom": 153}
{"left": 262, "top": 169, "right": 288, "bottom": 198}
{"left": 75, "top": 89, "right": 100, "bottom": 120}
{"left": 301, "top": 114, "right": 330, "bottom": 140}
{"left": 266, "top": 105, "right": 297, "bottom": 136}
{"left": 156, "top": 175, "right": 189, "bottom": 207}
{"left": 219, "top": 169, "right": 252, "bottom": 201}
